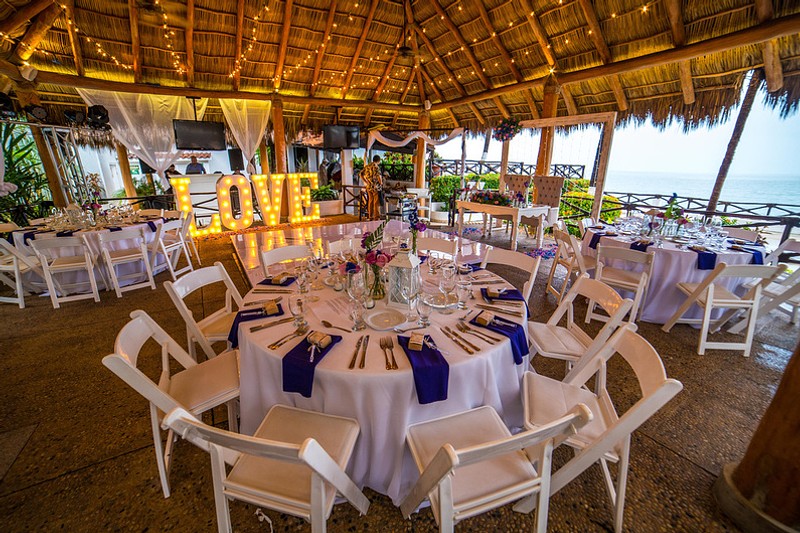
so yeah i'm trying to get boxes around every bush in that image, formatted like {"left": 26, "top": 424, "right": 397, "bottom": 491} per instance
{"left": 0, "top": 123, "right": 51, "bottom": 225}
{"left": 430, "top": 173, "right": 501, "bottom": 202}
{"left": 311, "top": 185, "right": 339, "bottom": 201}
{"left": 560, "top": 190, "right": 621, "bottom": 225}
{"left": 565, "top": 178, "right": 590, "bottom": 192}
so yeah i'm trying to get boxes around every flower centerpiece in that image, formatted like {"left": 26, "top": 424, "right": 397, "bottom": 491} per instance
{"left": 360, "top": 220, "right": 392, "bottom": 300}
{"left": 492, "top": 117, "right": 521, "bottom": 142}
{"left": 407, "top": 210, "right": 426, "bottom": 255}
{"left": 82, "top": 173, "right": 104, "bottom": 223}
{"left": 471, "top": 190, "right": 512, "bottom": 207}
{"left": 654, "top": 194, "right": 690, "bottom": 235}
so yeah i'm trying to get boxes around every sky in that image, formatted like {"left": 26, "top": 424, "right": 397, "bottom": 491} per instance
{"left": 435, "top": 94, "right": 800, "bottom": 178}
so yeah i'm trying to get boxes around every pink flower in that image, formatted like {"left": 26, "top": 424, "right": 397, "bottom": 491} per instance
{"left": 376, "top": 253, "right": 389, "bottom": 267}
{"left": 365, "top": 250, "right": 378, "bottom": 265}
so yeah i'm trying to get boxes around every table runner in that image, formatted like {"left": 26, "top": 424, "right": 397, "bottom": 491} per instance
{"left": 282, "top": 334, "right": 342, "bottom": 397}
{"left": 397, "top": 335, "right": 449, "bottom": 404}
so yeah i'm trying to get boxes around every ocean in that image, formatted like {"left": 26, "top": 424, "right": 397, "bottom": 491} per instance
{"left": 603, "top": 171, "right": 800, "bottom": 208}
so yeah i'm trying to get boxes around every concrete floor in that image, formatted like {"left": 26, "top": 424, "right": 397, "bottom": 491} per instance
{"left": 0, "top": 220, "right": 796, "bottom": 532}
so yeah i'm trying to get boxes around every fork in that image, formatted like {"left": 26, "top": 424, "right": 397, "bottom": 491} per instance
{"left": 268, "top": 327, "right": 306, "bottom": 350}
{"left": 455, "top": 321, "right": 497, "bottom": 344}
{"left": 379, "top": 337, "right": 392, "bottom": 370}
{"left": 386, "top": 336, "right": 399, "bottom": 370}
{"left": 458, "top": 320, "right": 503, "bottom": 342}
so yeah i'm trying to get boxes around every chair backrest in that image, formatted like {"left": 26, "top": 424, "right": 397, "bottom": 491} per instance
{"left": 0, "top": 221, "right": 20, "bottom": 233}
{"left": 103, "top": 310, "right": 197, "bottom": 415}
{"left": 162, "top": 210, "right": 182, "bottom": 219}
{"left": 405, "top": 187, "right": 430, "bottom": 199}
{"left": 548, "top": 325, "right": 683, "bottom": 494}
{"left": 260, "top": 244, "right": 309, "bottom": 277}
{"left": 532, "top": 176, "right": 565, "bottom": 207}
{"left": 160, "top": 218, "right": 184, "bottom": 238}
{"left": 0, "top": 239, "right": 42, "bottom": 273}
{"left": 30, "top": 236, "right": 88, "bottom": 259}
{"left": 597, "top": 245, "right": 654, "bottom": 269}
{"left": 548, "top": 275, "right": 634, "bottom": 357}
{"left": 567, "top": 234, "right": 592, "bottom": 274}
{"left": 139, "top": 209, "right": 164, "bottom": 217}
{"left": 724, "top": 227, "right": 760, "bottom": 242}
{"left": 500, "top": 174, "right": 531, "bottom": 197}
{"left": 98, "top": 226, "right": 147, "bottom": 246}
{"left": 416, "top": 237, "right": 457, "bottom": 257}
{"left": 764, "top": 238, "right": 800, "bottom": 265}
{"left": 552, "top": 228, "right": 574, "bottom": 264}
{"left": 480, "top": 246, "right": 541, "bottom": 301}
{"left": 577, "top": 218, "right": 595, "bottom": 236}
{"left": 327, "top": 238, "right": 356, "bottom": 256}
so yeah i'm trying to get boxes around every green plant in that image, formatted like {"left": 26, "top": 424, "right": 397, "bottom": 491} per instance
{"left": 295, "top": 157, "right": 309, "bottom": 172}
{"left": 310, "top": 185, "right": 339, "bottom": 201}
{"left": 0, "top": 123, "right": 51, "bottom": 225}
{"left": 565, "top": 178, "right": 590, "bottom": 192}
{"left": 560, "top": 190, "right": 621, "bottom": 227}
{"left": 352, "top": 155, "right": 365, "bottom": 172}
{"left": 113, "top": 176, "right": 159, "bottom": 197}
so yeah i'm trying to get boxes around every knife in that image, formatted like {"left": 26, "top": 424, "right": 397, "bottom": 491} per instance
{"left": 349, "top": 336, "right": 363, "bottom": 369}
{"left": 443, "top": 326, "right": 480, "bottom": 352}
{"left": 476, "top": 303, "right": 524, "bottom": 318}
{"left": 440, "top": 328, "right": 474, "bottom": 355}
{"left": 249, "top": 316, "right": 293, "bottom": 332}
{"left": 359, "top": 335, "right": 370, "bottom": 369}
{"left": 243, "top": 297, "right": 282, "bottom": 307}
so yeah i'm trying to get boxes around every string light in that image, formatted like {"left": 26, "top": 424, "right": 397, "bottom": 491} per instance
{"left": 230, "top": 1, "right": 271, "bottom": 79}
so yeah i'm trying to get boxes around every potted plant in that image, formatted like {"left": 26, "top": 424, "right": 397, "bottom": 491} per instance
{"left": 310, "top": 185, "right": 343, "bottom": 216}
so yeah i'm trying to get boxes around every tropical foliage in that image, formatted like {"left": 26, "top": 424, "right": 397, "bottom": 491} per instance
{"left": 0, "top": 123, "right": 52, "bottom": 225}
{"left": 310, "top": 184, "right": 339, "bottom": 201}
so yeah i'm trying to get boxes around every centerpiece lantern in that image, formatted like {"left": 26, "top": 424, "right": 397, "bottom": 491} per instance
{"left": 387, "top": 244, "right": 421, "bottom": 307}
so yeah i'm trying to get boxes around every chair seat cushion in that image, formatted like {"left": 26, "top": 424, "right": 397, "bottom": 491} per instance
{"left": 225, "top": 406, "right": 359, "bottom": 516}
{"left": 524, "top": 372, "right": 617, "bottom": 458}
{"left": 199, "top": 311, "right": 237, "bottom": 340}
{"left": 51, "top": 256, "right": 89, "bottom": 270}
{"left": 599, "top": 266, "right": 643, "bottom": 288}
{"left": 407, "top": 406, "right": 537, "bottom": 515}
{"left": 105, "top": 248, "right": 145, "bottom": 262}
{"left": 677, "top": 282, "right": 740, "bottom": 306}
{"left": 169, "top": 349, "right": 240, "bottom": 413}
{"left": 528, "top": 323, "right": 590, "bottom": 361}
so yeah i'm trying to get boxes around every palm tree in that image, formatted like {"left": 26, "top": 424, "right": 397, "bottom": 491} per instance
{"left": 705, "top": 70, "right": 763, "bottom": 216}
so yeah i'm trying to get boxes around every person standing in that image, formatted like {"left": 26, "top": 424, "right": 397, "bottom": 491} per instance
{"left": 361, "top": 155, "right": 383, "bottom": 220}
{"left": 185, "top": 156, "right": 206, "bottom": 174}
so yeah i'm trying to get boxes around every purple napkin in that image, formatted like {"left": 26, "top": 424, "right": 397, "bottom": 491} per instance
{"left": 736, "top": 246, "right": 764, "bottom": 265}
{"left": 146, "top": 221, "right": 159, "bottom": 232}
{"left": 480, "top": 287, "right": 529, "bottom": 316}
{"left": 398, "top": 335, "right": 449, "bottom": 404}
{"left": 690, "top": 248, "right": 717, "bottom": 270}
{"left": 282, "top": 334, "right": 342, "bottom": 397}
{"left": 258, "top": 276, "right": 296, "bottom": 287}
{"left": 226, "top": 305, "right": 284, "bottom": 348}
{"left": 630, "top": 241, "right": 653, "bottom": 252}
{"left": 470, "top": 315, "right": 528, "bottom": 364}
{"left": 107, "top": 226, "right": 123, "bottom": 232}
{"left": 56, "top": 230, "right": 74, "bottom": 238}
{"left": 588, "top": 232, "right": 605, "bottom": 249}
{"left": 22, "top": 230, "right": 47, "bottom": 244}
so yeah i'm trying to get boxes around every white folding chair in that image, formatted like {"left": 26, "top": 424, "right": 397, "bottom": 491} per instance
{"left": 162, "top": 210, "right": 182, "bottom": 219}
{"left": 326, "top": 237, "right": 356, "bottom": 256}
{"left": 260, "top": 244, "right": 309, "bottom": 279}
{"left": 587, "top": 245, "right": 654, "bottom": 324}
{"left": 157, "top": 217, "right": 194, "bottom": 280}
{"left": 163, "top": 404, "right": 369, "bottom": 533}
{"left": 480, "top": 246, "right": 541, "bottom": 302}
{"left": 30, "top": 236, "right": 102, "bottom": 308}
{"left": 138, "top": 208, "right": 164, "bottom": 217}
{"left": 0, "top": 239, "right": 45, "bottom": 308}
{"left": 723, "top": 227, "right": 760, "bottom": 242}
{"left": 763, "top": 238, "right": 800, "bottom": 267}
{"left": 102, "top": 310, "right": 240, "bottom": 498}
{"left": 730, "top": 267, "right": 800, "bottom": 330}
{"left": 98, "top": 226, "right": 158, "bottom": 298}
{"left": 400, "top": 404, "right": 592, "bottom": 533}
{"left": 518, "top": 325, "right": 683, "bottom": 533}
{"left": 0, "top": 221, "right": 20, "bottom": 233}
{"left": 529, "top": 275, "right": 633, "bottom": 370}
{"left": 661, "top": 263, "right": 786, "bottom": 357}
{"left": 577, "top": 217, "right": 595, "bottom": 237}
{"left": 568, "top": 233, "right": 597, "bottom": 274}
{"left": 406, "top": 187, "right": 432, "bottom": 221}
{"left": 545, "top": 229, "right": 575, "bottom": 302}
{"left": 165, "top": 261, "right": 244, "bottom": 360}
{"left": 416, "top": 236, "right": 457, "bottom": 258}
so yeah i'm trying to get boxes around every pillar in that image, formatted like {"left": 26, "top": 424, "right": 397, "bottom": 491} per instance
{"left": 535, "top": 77, "right": 560, "bottom": 176}
{"left": 499, "top": 140, "right": 510, "bottom": 189}
{"left": 258, "top": 137, "right": 269, "bottom": 174}
{"left": 30, "top": 126, "right": 67, "bottom": 207}
{"left": 115, "top": 142, "right": 139, "bottom": 209}
{"left": 271, "top": 98, "right": 287, "bottom": 174}
{"left": 414, "top": 111, "right": 430, "bottom": 189}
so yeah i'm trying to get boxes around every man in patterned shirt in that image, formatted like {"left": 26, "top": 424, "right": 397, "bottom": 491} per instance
{"left": 360, "top": 155, "right": 384, "bottom": 219}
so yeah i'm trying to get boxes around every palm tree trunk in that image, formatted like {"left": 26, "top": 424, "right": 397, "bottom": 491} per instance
{"left": 706, "top": 70, "right": 762, "bottom": 216}
{"left": 480, "top": 131, "right": 491, "bottom": 162}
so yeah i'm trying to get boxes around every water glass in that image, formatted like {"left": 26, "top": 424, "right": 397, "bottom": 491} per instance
{"left": 439, "top": 276, "right": 457, "bottom": 315}
{"left": 288, "top": 293, "right": 307, "bottom": 328}
{"left": 456, "top": 280, "right": 472, "bottom": 310}
{"left": 415, "top": 292, "right": 434, "bottom": 327}
{"left": 400, "top": 277, "right": 420, "bottom": 321}
{"left": 346, "top": 270, "right": 367, "bottom": 302}
{"left": 349, "top": 299, "right": 367, "bottom": 331}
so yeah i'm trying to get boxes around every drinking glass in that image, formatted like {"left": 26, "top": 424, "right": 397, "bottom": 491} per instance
{"left": 455, "top": 279, "right": 472, "bottom": 310}
{"left": 400, "top": 275, "right": 420, "bottom": 321}
{"left": 288, "top": 293, "right": 307, "bottom": 328}
{"left": 415, "top": 292, "right": 434, "bottom": 327}
{"left": 439, "top": 274, "right": 457, "bottom": 315}
{"left": 295, "top": 264, "right": 310, "bottom": 295}
{"left": 349, "top": 299, "right": 367, "bottom": 331}
{"left": 346, "top": 270, "right": 367, "bottom": 302}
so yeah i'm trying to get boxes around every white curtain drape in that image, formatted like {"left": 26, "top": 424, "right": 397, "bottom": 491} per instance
{"left": 219, "top": 99, "right": 271, "bottom": 174}
{"left": 367, "top": 128, "right": 463, "bottom": 151}
{"left": 76, "top": 89, "right": 207, "bottom": 187}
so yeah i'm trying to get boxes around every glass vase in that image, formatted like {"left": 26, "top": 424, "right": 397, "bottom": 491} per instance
{"left": 368, "top": 264, "right": 385, "bottom": 300}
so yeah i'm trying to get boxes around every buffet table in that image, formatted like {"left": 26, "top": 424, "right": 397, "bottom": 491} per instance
{"left": 455, "top": 200, "right": 550, "bottom": 251}
{"left": 235, "top": 237, "right": 528, "bottom": 504}
{"left": 582, "top": 228, "right": 765, "bottom": 323}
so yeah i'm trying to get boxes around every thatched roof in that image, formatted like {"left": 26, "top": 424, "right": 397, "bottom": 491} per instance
{"left": 0, "top": 0, "right": 799, "bottom": 139}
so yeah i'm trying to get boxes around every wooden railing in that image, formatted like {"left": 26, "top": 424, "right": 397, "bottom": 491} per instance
{"left": 435, "top": 159, "right": 585, "bottom": 179}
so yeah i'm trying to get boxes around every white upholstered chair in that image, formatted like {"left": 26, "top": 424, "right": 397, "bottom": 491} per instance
{"left": 518, "top": 325, "right": 683, "bottom": 533}
{"left": 163, "top": 404, "right": 369, "bottom": 533}
{"left": 102, "top": 310, "right": 240, "bottom": 498}
{"left": 661, "top": 263, "right": 785, "bottom": 357}
{"left": 400, "top": 404, "right": 592, "bottom": 533}
{"left": 30, "top": 236, "right": 102, "bottom": 308}
{"left": 529, "top": 275, "right": 633, "bottom": 369}
{"left": 165, "top": 261, "right": 244, "bottom": 360}
{"left": 480, "top": 246, "right": 541, "bottom": 302}
{"left": 97, "top": 226, "right": 158, "bottom": 298}
{"left": 588, "top": 245, "right": 654, "bottom": 324}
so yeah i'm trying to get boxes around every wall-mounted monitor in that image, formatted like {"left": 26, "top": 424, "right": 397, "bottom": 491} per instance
{"left": 173, "top": 120, "right": 226, "bottom": 150}
{"left": 323, "top": 125, "right": 360, "bottom": 150}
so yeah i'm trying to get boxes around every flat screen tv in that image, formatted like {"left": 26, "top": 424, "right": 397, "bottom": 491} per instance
{"left": 173, "top": 120, "right": 226, "bottom": 150}
{"left": 323, "top": 125, "right": 360, "bottom": 149}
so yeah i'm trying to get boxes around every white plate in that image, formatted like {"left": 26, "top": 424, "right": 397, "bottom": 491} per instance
{"left": 366, "top": 308, "right": 406, "bottom": 330}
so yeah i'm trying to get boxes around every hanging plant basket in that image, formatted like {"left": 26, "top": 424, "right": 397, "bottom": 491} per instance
{"left": 492, "top": 118, "right": 522, "bottom": 142}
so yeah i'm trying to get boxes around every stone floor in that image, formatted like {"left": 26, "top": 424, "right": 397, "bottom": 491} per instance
{"left": 0, "top": 220, "right": 796, "bottom": 532}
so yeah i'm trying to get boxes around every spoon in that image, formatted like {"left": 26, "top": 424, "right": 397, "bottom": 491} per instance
{"left": 321, "top": 320, "right": 351, "bottom": 333}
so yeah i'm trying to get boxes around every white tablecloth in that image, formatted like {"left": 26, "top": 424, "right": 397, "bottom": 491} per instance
{"left": 582, "top": 229, "right": 763, "bottom": 323}
{"left": 237, "top": 271, "right": 528, "bottom": 504}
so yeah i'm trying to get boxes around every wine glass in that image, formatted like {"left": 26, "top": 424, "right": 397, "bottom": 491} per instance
{"left": 294, "top": 264, "right": 310, "bottom": 295}
{"left": 415, "top": 291, "right": 434, "bottom": 327}
{"left": 346, "top": 270, "right": 367, "bottom": 302}
{"left": 455, "top": 279, "right": 472, "bottom": 310}
{"left": 349, "top": 298, "right": 367, "bottom": 331}
{"left": 288, "top": 293, "right": 307, "bottom": 329}
{"left": 439, "top": 266, "right": 457, "bottom": 315}
{"left": 400, "top": 274, "right": 420, "bottom": 322}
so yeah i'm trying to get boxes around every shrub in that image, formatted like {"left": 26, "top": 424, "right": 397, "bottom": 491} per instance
{"left": 311, "top": 185, "right": 339, "bottom": 201}
{"left": 0, "top": 123, "right": 51, "bottom": 225}
{"left": 560, "top": 190, "right": 621, "bottom": 225}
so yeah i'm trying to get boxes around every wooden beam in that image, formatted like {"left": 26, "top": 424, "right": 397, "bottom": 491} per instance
{"left": 233, "top": 0, "right": 245, "bottom": 91}
{"left": 64, "top": 0, "right": 84, "bottom": 77}
{"left": 414, "top": 111, "right": 430, "bottom": 188}
{"left": 272, "top": 99, "right": 287, "bottom": 173}
{"left": 561, "top": 86, "right": 578, "bottom": 115}
{"left": 341, "top": 0, "right": 380, "bottom": 98}
{"left": 272, "top": 0, "right": 293, "bottom": 91}
{"left": 755, "top": 0, "right": 774, "bottom": 23}
{"left": 31, "top": 125, "right": 68, "bottom": 207}
{"left": 303, "top": 1, "right": 338, "bottom": 123}
{"left": 0, "top": 0, "right": 53, "bottom": 36}
{"left": 665, "top": 0, "right": 686, "bottom": 47}
{"left": 364, "top": 46, "right": 400, "bottom": 126}
{"left": 520, "top": 0, "right": 557, "bottom": 66}
{"left": 391, "top": 62, "right": 418, "bottom": 127}
{"left": 429, "top": 0, "right": 491, "bottom": 89}
{"left": 12, "top": 3, "right": 61, "bottom": 63}
{"left": 115, "top": 142, "right": 138, "bottom": 201}
{"left": 608, "top": 75, "right": 629, "bottom": 111}
{"left": 591, "top": 116, "right": 615, "bottom": 220}
{"left": 128, "top": 0, "right": 142, "bottom": 83}
{"left": 419, "top": 67, "right": 460, "bottom": 127}
{"left": 763, "top": 39, "right": 784, "bottom": 92}
{"left": 520, "top": 111, "right": 617, "bottom": 129}
{"left": 576, "top": 0, "right": 612, "bottom": 64}
{"left": 535, "top": 80, "right": 559, "bottom": 176}
{"left": 185, "top": 0, "right": 195, "bottom": 86}
{"left": 429, "top": 13, "right": 800, "bottom": 112}
{"left": 678, "top": 61, "right": 695, "bottom": 104}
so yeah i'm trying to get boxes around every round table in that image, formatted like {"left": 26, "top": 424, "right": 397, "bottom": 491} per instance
{"left": 237, "top": 271, "right": 528, "bottom": 504}
{"left": 582, "top": 229, "right": 764, "bottom": 323}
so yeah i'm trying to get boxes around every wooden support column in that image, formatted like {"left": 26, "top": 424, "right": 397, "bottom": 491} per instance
{"left": 31, "top": 126, "right": 67, "bottom": 207}
{"left": 115, "top": 142, "right": 138, "bottom": 204}
{"left": 415, "top": 112, "right": 430, "bottom": 189}
{"left": 590, "top": 117, "right": 615, "bottom": 220}
{"left": 535, "top": 79, "right": 559, "bottom": 176}
{"left": 128, "top": 0, "right": 142, "bottom": 83}
{"left": 11, "top": 4, "right": 61, "bottom": 63}
{"left": 755, "top": 0, "right": 784, "bottom": 93}
{"left": 271, "top": 99, "right": 287, "bottom": 173}
{"left": 0, "top": 0, "right": 53, "bottom": 36}
{"left": 259, "top": 137, "right": 269, "bottom": 173}
{"left": 499, "top": 140, "right": 510, "bottom": 187}
{"left": 185, "top": 0, "right": 195, "bottom": 86}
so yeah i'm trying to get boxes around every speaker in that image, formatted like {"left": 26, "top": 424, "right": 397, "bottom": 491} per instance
{"left": 64, "top": 109, "right": 86, "bottom": 125}
{"left": 228, "top": 148, "right": 244, "bottom": 171}
{"left": 87, "top": 105, "right": 109, "bottom": 125}
{"left": 138, "top": 159, "right": 156, "bottom": 174}
{"left": 0, "top": 93, "right": 16, "bottom": 118}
